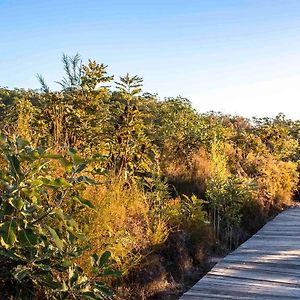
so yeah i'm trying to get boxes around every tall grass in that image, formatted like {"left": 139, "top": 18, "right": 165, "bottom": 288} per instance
{"left": 78, "top": 176, "right": 169, "bottom": 275}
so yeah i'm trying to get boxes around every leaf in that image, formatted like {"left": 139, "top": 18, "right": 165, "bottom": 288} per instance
{"left": 90, "top": 253, "right": 98, "bottom": 267}
{"left": 18, "top": 229, "right": 38, "bottom": 247}
{"left": 44, "top": 178, "right": 71, "bottom": 189}
{"left": 28, "top": 162, "right": 49, "bottom": 177}
{"left": 55, "top": 178, "right": 72, "bottom": 188}
{"left": 0, "top": 249, "right": 26, "bottom": 261}
{"left": 98, "top": 251, "right": 111, "bottom": 268}
{"left": 39, "top": 273, "right": 62, "bottom": 289}
{"left": 80, "top": 291, "right": 98, "bottom": 299}
{"left": 9, "top": 197, "right": 24, "bottom": 210}
{"left": 94, "top": 282, "right": 113, "bottom": 297}
{"left": 73, "top": 196, "right": 95, "bottom": 209}
{"left": 33, "top": 263, "right": 51, "bottom": 271}
{"left": 31, "top": 178, "right": 44, "bottom": 187}
{"left": 77, "top": 176, "right": 97, "bottom": 185}
{"left": 54, "top": 207, "right": 65, "bottom": 220}
{"left": 68, "top": 148, "right": 85, "bottom": 164}
{"left": 68, "top": 148, "right": 77, "bottom": 155}
{"left": 0, "top": 220, "right": 18, "bottom": 249}
{"left": 101, "top": 269, "right": 121, "bottom": 277}
{"left": 48, "top": 226, "right": 64, "bottom": 251}
{"left": 66, "top": 228, "right": 86, "bottom": 241}
{"left": 60, "top": 259, "right": 72, "bottom": 268}
{"left": 68, "top": 266, "right": 79, "bottom": 287}
{"left": 13, "top": 266, "right": 30, "bottom": 282}
{"left": 2, "top": 202, "right": 15, "bottom": 216}
{"left": 30, "top": 150, "right": 40, "bottom": 159}
{"left": 7, "top": 154, "right": 24, "bottom": 180}
{"left": 59, "top": 157, "right": 73, "bottom": 169}
{"left": 43, "top": 153, "right": 62, "bottom": 159}
{"left": 93, "top": 168, "right": 108, "bottom": 176}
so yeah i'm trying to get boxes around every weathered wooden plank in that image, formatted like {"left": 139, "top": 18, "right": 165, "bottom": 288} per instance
{"left": 199, "top": 275, "right": 300, "bottom": 290}
{"left": 184, "top": 287, "right": 299, "bottom": 299}
{"left": 180, "top": 207, "right": 300, "bottom": 299}
{"left": 197, "top": 277, "right": 300, "bottom": 292}
{"left": 184, "top": 287, "right": 300, "bottom": 299}
{"left": 213, "top": 261, "right": 300, "bottom": 275}
{"left": 208, "top": 269, "right": 300, "bottom": 284}
{"left": 224, "top": 255, "right": 300, "bottom": 265}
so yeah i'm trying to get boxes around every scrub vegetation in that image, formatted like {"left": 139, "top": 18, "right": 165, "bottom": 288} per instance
{"left": 0, "top": 54, "right": 299, "bottom": 299}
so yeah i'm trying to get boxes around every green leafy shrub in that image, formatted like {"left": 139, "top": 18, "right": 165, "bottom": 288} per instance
{"left": 0, "top": 136, "right": 117, "bottom": 299}
{"left": 206, "top": 176, "right": 257, "bottom": 247}
{"left": 165, "top": 194, "right": 207, "bottom": 232}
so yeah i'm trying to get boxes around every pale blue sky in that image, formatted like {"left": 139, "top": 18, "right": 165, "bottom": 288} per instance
{"left": 1, "top": 0, "right": 300, "bottom": 118}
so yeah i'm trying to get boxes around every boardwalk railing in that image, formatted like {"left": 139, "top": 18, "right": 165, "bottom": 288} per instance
{"left": 180, "top": 207, "right": 300, "bottom": 299}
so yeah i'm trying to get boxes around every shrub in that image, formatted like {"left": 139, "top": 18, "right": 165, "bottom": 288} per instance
{"left": 165, "top": 194, "right": 207, "bottom": 233}
{"left": 0, "top": 136, "right": 117, "bottom": 299}
{"left": 206, "top": 176, "right": 257, "bottom": 247}
{"left": 255, "top": 156, "right": 298, "bottom": 209}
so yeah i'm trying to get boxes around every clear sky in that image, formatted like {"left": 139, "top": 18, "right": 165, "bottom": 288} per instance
{"left": 1, "top": 0, "right": 300, "bottom": 119}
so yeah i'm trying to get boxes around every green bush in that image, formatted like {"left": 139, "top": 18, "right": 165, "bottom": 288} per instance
{"left": 165, "top": 194, "right": 207, "bottom": 232}
{"left": 0, "top": 136, "right": 118, "bottom": 299}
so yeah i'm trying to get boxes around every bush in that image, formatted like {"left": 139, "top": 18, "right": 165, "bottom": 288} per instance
{"left": 206, "top": 176, "right": 257, "bottom": 247}
{"left": 0, "top": 136, "right": 117, "bottom": 299}
{"left": 165, "top": 195, "right": 207, "bottom": 228}
{"left": 255, "top": 156, "right": 298, "bottom": 209}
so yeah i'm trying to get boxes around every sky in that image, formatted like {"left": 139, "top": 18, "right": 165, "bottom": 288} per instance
{"left": 1, "top": 0, "right": 300, "bottom": 119}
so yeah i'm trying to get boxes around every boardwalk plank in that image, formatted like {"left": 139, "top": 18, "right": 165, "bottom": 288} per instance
{"left": 180, "top": 207, "right": 300, "bottom": 299}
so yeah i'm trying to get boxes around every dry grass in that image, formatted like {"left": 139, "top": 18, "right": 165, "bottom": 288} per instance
{"left": 77, "top": 176, "right": 169, "bottom": 275}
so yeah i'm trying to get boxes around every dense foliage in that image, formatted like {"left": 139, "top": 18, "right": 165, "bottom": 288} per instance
{"left": 0, "top": 136, "right": 119, "bottom": 299}
{"left": 1, "top": 54, "right": 299, "bottom": 299}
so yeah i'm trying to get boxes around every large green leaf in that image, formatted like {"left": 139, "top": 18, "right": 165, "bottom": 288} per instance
{"left": 7, "top": 154, "right": 24, "bottom": 181}
{"left": 38, "top": 273, "right": 62, "bottom": 290}
{"left": 73, "top": 196, "right": 95, "bottom": 209}
{"left": 2, "top": 202, "right": 15, "bottom": 216}
{"left": 18, "top": 229, "right": 38, "bottom": 247}
{"left": 47, "top": 226, "right": 64, "bottom": 251}
{"left": 94, "top": 282, "right": 113, "bottom": 298}
{"left": 98, "top": 251, "right": 111, "bottom": 268}
{"left": 43, "top": 177, "right": 71, "bottom": 189}
{"left": 101, "top": 269, "right": 121, "bottom": 276}
{"left": 0, "top": 220, "right": 18, "bottom": 249}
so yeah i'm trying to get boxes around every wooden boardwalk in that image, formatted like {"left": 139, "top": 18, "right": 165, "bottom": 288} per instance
{"left": 180, "top": 207, "right": 300, "bottom": 299}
